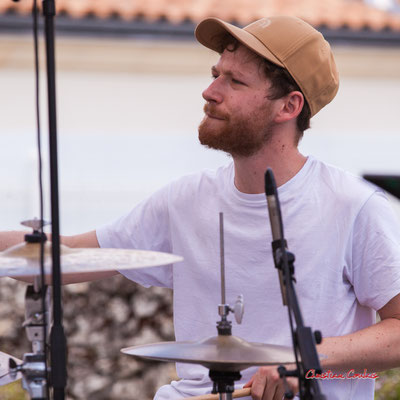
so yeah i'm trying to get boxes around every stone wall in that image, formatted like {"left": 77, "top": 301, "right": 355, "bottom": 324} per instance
{"left": 0, "top": 275, "right": 176, "bottom": 400}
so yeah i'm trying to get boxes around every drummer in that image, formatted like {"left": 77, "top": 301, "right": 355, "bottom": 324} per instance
{"left": 2, "top": 15, "right": 400, "bottom": 400}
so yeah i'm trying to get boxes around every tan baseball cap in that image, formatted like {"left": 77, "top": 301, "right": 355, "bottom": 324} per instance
{"left": 195, "top": 16, "right": 339, "bottom": 117}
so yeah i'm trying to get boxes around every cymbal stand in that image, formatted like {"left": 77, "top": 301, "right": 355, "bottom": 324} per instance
{"left": 10, "top": 278, "right": 52, "bottom": 400}
{"left": 9, "top": 0, "right": 66, "bottom": 396}
{"left": 41, "top": 0, "right": 68, "bottom": 398}
{"left": 209, "top": 213, "right": 245, "bottom": 400}
{"left": 264, "top": 169, "right": 325, "bottom": 400}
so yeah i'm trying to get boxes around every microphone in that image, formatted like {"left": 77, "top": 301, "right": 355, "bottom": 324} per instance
{"left": 265, "top": 168, "right": 287, "bottom": 305}
{"left": 265, "top": 169, "right": 284, "bottom": 241}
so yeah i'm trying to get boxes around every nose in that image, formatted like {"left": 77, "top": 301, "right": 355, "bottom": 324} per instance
{"left": 202, "top": 78, "right": 223, "bottom": 104}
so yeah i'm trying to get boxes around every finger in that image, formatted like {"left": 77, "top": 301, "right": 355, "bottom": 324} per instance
{"left": 248, "top": 367, "right": 283, "bottom": 400}
{"left": 249, "top": 372, "right": 267, "bottom": 400}
{"left": 272, "top": 385, "right": 285, "bottom": 400}
{"left": 251, "top": 371, "right": 275, "bottom": 400}
{"left": 243, "top": 376, "right": 254, "bottom": 388}
{"left": 260, "top": 369, "right": 284, "bottom": 400}
{"left": 264, "top": 373, "right": 282, "bottom": 400}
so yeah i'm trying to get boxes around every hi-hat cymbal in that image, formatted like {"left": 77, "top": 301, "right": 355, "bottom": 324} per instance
{"left": 0, "top": 241, "right": 182, "bottom": 277}
{"left": 121, "top": 335, "right": 296, "bottom": 372}
{"left": 0, "top": 351, "right": 22, "bottom": 386}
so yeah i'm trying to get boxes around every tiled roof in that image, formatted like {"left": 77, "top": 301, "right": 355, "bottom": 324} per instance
{"left": 1, "top": 0, "right": 400, "bottom": 32}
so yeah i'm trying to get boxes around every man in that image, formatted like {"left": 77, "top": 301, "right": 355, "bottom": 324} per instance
{"left": 2, "top": 16, "right": 400, "bottom": 400}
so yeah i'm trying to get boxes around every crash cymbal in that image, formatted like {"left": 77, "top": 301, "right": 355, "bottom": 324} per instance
{"left": 0, "top": 241, "right": 182, "bottom": 277}
{"left": 121, "top": 335, "right": 296, "bottom": 372}
{"left": 0, "top": 351, "right": 22, "bottom": 386}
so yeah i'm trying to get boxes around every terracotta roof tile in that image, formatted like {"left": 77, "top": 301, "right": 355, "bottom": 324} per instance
{"left": 1, "top": 0, "right": 400, "bottom": 32}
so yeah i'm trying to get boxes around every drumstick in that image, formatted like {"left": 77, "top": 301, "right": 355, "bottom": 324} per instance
{"left": 184, "top": 387, "right": 251, "bottom": 399}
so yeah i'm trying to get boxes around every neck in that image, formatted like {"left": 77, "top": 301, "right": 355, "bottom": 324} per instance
{"left": 233, "top": 135, "right": 307, "bottom": 194}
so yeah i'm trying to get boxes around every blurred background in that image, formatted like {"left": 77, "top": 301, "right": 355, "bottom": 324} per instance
{"left": 1, "top": 0, "right": 400, "bottom": 399}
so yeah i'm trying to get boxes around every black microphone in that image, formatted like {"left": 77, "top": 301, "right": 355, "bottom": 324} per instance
{"left": 265, "top": 169, "right": 284, "bottom": 241}
{"left": 265, "top": 168, "right": 287, "bottom": 305}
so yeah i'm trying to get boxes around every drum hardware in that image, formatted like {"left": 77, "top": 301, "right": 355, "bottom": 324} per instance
{"left": 210, "top": 212, "right": 244, "bottom": 399}
{"left": 8, "top": 282, "right": 52, "bottom": 400}
{"left": 122, "top": 213, "right": 296, "bottom": 400}
{"left": 7, "top": 0, "right": 65, "bottom": 393}
{"left": 217, "top": 213, "right": 244, "bottom": 332}
{"left": 0, "top": 352, "right": 22, "bottom": 387}
{"left": 3, "top": 221, "right": 52, "bottom": 400}
{"left": 0, "top": 220, "right": 183, "bottom": 400}
{"left": 21, "top": 219, "right": 51, "bottom": 235}
{"left": 265, "top": 169, "right": 325, "bottom": 400}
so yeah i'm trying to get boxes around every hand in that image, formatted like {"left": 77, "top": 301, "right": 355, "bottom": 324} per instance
{"left": 243, "top": 365, "right": 298, "bottom": 400}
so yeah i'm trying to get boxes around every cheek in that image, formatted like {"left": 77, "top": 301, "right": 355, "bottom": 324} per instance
{"left": 233, "top": 95, "right": 265, "bottom": 115}
{"left": 225, "top": 90, "right": 270, "bottom": 116}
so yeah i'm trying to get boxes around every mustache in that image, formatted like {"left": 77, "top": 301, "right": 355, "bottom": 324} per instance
{"left": 203, "top": 103, "right": 229, "bottom": 120}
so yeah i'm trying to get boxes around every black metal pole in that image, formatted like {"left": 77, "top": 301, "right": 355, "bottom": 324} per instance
{"left": 42, "top": 0, "right": 67, "bottom": 398}
{"left": 265, "top": 169, "right": 325, "bottom": 399}
{"left": 282, "top": 250, "right": 325, "bottom": 399}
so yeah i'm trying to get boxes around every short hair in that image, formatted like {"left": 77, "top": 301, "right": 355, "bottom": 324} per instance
{"left": 215, "top": 34, "right": 311, "bottom": 144}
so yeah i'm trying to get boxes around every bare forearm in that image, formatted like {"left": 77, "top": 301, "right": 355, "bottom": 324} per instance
{"left": 0, "top": 230, "right": 99, "bottom": 251}
{"left": 318, "top": 318, "right": 400, "bottom": 373}
{"left": 0, "top": 230, "right": 27, "bottom": 251}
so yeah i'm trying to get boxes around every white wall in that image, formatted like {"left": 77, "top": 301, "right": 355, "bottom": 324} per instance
{"left": 1, "top": 35, "right": 400, "bottom": 234}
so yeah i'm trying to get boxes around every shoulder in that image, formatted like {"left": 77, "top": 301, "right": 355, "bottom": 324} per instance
{"left": 166, "top": 162, "right": 233, "bottom": 198}
{"left": 309, "top": 157, "right": 379, "bottom": 205}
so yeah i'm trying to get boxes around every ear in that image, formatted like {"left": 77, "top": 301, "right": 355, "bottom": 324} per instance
{"left": 273, "top": 91, "right": 304, "bottom": 124}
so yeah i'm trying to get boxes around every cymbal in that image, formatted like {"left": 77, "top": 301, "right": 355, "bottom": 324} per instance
{"left": 0, "top": 351, "right": 22, "bottom": 386}
{"left": 0, "top": 241, "right": 183, "bottom": 277}
{"left": 121, "top": 335, "right": 296, "bottom": 371}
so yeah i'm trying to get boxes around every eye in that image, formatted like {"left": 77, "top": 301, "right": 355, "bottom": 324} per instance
{"left": 231, "top": 76, "right": 247, "bottom": 86}
{"left": 232, "top": 78, "right": 243, "bottom": 85}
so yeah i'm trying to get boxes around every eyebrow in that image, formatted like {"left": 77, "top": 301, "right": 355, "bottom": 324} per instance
{"left": 211, "top": 65, "right": 247, "bottom": 80}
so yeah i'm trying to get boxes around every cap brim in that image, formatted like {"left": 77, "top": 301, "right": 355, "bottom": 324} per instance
{"left": 195, "top": 17, "right": 284, "bottom": 68}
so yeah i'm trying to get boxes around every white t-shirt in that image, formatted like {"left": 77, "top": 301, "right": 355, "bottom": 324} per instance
{"left": 97, "top": 156, "right": 400, "bottom": 400}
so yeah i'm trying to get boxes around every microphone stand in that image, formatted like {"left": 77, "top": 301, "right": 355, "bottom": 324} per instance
{"left": 8, "top": 0, "right": 66, "bottom": 397}
{"left": 42, "top": 0, "right": 67, "bottom": 398}
{"left": 264, "top": 169, "right": 325, "bottom": 400}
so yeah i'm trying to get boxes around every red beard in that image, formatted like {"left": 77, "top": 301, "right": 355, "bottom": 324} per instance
{"left": 198, "top": 103, "right": 274, "bottom": 158}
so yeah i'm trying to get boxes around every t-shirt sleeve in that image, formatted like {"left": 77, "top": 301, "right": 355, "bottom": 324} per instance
{"left": 351, "top": 190, "right": 400, "bottom": 310}
{"left": 96, "top": 185, "right": 173, "bottom": 289}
